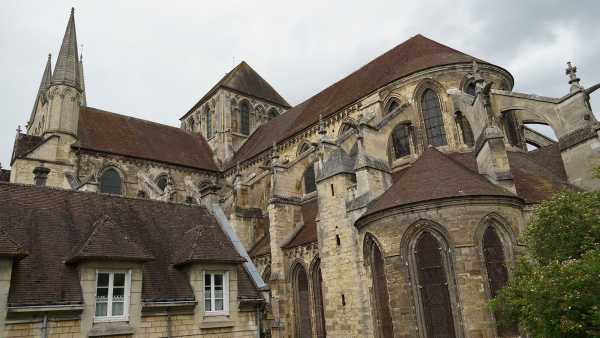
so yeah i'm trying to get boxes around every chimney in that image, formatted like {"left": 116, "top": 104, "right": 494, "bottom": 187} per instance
{"left": 33, "top": 165, "right": 51, "bottom": 186}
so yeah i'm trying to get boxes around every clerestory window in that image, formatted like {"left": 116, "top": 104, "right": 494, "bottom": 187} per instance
{"left": 421, "top": 89, "right": 447, "bottom": 147}
{"left": 99, "top": 168, "right": 122, "bottom": 195}
{"left": 94, "top": 271, "right": 131, "bottom": 322}
{"left": 391, "top": 124, "right": 412, "bottom": 159}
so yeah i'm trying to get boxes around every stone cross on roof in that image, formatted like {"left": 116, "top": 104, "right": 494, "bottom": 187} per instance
{"left": 566, "top": 61, "right": 583, "bottom": 93}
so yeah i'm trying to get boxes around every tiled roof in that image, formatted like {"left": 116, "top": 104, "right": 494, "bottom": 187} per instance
{"left": 0, "top": 183, "right": 256, "bottom": 307}
{"left": 449, "top": 146, "right": 575, "bottom": 203}
{"left": 11, "top": 133, "right": 44, "bottom": 164}
{"left": 182, "top": 61, "right": 290, "bottom": 119}
{"left": 231, "top": 34, "right": 503, "bottom": 167}
{"left": 173, "top": 225, "right": 245, "bottom": 266}
{"left": 248, "top": 233, "right": 271, "bottom": 258}
{"left": 364, "top": 148, "right": 515, "bottom": 217}
{"left": 75, "top": 106, "right": 218, "bottom": 171}
{"left": 283, "top": 199, "right": 319, "bottom": 249}
{"left": 0, "top": 169, "right": 10, "bottom": 182}
{"left": 0, "top": 228, "right": 27, "bottom": 259}
{"left": 66, "top": 215, "right": 155, "bottom": 264}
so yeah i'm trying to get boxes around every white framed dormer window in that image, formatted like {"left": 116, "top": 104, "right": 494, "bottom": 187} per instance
{"left": 94, "top": 271, "right": 131, "bottom": 322}
{"left": 204, "top": 271, "right": 229, "bottom": 315}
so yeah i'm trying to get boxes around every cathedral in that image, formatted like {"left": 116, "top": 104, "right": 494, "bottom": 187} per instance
{"left": 1, "top": 8, "right": 599, "bottom": 338}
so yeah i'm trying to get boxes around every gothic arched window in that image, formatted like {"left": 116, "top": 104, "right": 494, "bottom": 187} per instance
{"left": 292, "top": 264, "right": 313, "bottom": 337}
{"left": 465, "top": 82, "right": 477, "bottom": 96}
{"left": 205, "top": 107, "right": 212, "bottom": 139}
{"left": 370, "top": 241, "right": 394, "bottom": 338}
{"left": 455, "top": 112, "right": 474, "bottom": 146}
{"left": 156, "top": 175, "right": 169, "bottom": 192}
{"left": 311, "top": 259, "right": 327, "bottom": 338}
{"left": 482, "top": 226, "right": 519, "bottom": 337}
{"left": 415, "top": 231, "right": 456, "bottom": 338}
{"left": 240, "top": 101, "right": 250, "bottom": 135}
{"left": 387, "top": 100, "right": 400, "bottom": 115}
{"left": 100, "top": 168, "right": 122, "bottom": 195}
{"left": 268, "top": 108, "right": 279, "bottom": 119}
{"left": 421, "top": 89, "right": 447, "bottom": 147}
{"left": 391, "top": 123, "right": 411, "bottom": 159}
{"left": 303, "top": 164, "right": 317, "bottom": 194}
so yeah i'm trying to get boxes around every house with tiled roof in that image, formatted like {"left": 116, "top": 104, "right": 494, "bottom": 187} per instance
{"left": 3, "top": 6, "right": 600, "bottom": 338}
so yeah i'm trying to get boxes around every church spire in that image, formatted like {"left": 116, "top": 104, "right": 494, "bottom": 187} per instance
{"left": 79, "top": 52, "right": 87, "bottom": 106}
{"left": 51, "top": 8, "right": 81, "bottom": 90}
{"left": 28, "top": 54, "right": 53, "bottom": 127}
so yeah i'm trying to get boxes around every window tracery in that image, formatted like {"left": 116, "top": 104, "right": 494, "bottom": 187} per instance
{"left": 421, "top": 89, "right": 447, "bottom": 147}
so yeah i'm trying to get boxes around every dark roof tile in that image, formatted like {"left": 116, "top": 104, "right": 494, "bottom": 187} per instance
{"left": 283, "top": 199, "right": 319, "bottom": 249}
{"left": 75, "top": 107, "right": 218, "bottom": 171}
{"left": 231, "top": 35, "right": 504, "bottom": 167}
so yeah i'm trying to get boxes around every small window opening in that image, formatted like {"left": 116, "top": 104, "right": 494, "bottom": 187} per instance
{"left": 341, "top": 294, "right": 346, "bottom": 306}
{"left": 330, "top": 184, "right": 335, "bottom": 196}
{"left": 336, "top": 234, "right": 341, "bottom": 247}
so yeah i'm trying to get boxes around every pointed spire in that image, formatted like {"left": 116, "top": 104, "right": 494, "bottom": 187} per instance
{"left": 79, "top": 50, "right": 87, "bottom": 106}
{"left": 51, "top": 8, "right": 81, "bottom": 90}
{"left": 28, "top": 54, "right": 53, "bottom": 126}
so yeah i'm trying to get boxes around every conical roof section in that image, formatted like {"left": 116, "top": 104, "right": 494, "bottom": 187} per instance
{"left": 183, "top": 61, "right": 290, "bottom": 119}
{"left": 361, "top": 148, "right": 516, "bottom": 219}
{"left": 28, "top": 54, "right": 53, "bottom": 125}
{"left": 51, "top": 8, "right": 81, "bottom": 90}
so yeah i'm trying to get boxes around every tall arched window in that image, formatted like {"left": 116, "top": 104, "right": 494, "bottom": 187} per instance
{"left": 415, "top": 231, "right": 456, "bottom": 338}
{"left": 465, "top": 82, "right": 477, "bottom": 96}
{"left": 482, "top": 226, "right": 519, "bottom": 337}
{"left": 268, "top": 108, "right": 279, "bottom": 119}
{"left": 421, "top": 89, "right": 447, "bottom": 147}
{"left": 240, "top": 101, "right": 250, "bottom": 135}
{"left": 156, "top": 174, "right": 169, "bottom": 191}
{"left": 455, "top": 112, "right": 474, "bottom": 146}
{"left": 387, "top": 100, "right": 400, "bottom": 115}
{"left": 391, "top": 123, "right": 411, "bottom": 159}
{"left": 311, "top": 259, "right": 327, "bottom": 338}
{"left": 99, "top": 168, "right": 122, "bottom": 195}
{"left": 369, "top": 241, "right": 394, "bottom": 338}
{"left": 303, "top": 164, "right": 317, "bottom": 194}
{"left": 205, "top": 107, "right": 212, "bottom": 139}
{"left": 292, "top": 264, "right": 313, "bottom": 337}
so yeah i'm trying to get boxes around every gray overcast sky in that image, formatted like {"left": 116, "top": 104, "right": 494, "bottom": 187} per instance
{"left": 1, "top": 0, "right": 599, "bottom": 168}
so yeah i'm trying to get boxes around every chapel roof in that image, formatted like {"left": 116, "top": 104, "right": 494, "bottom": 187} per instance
{"left": 282, "top": 198, "right": 319, "bottom": 249}
{"left": 230, "top": 34, "right": 508, "bottom": 168}
{"left": 74, "top": 106, "right": 218, "bottom": 172}
{"left": 182, "top": 61, "right": 291, "bottom": 120}
{"left": 0, "top": 182, "right": 258, "bottom": 307}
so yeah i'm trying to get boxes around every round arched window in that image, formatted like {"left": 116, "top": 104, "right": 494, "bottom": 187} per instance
{"left": 99, "top": 168, "right": 122, "bottom": 195}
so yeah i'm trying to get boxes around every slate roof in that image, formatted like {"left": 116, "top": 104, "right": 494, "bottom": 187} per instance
{"left": 248, "top": 233, "right": 271, "bottom": 258}
{"left": 182, "top": 61, "right": 290, "bottom": 120}
{"left": 448, "top": 146, "right": 575, "bottom": 203}
{"left": 230, "top": 34, "right": 506, "bottom": 167}
{"left": 75, "top": 106, "right": 218, "bottom": 171}
{"left": 364, "top": 148, "right": 516, "bottom": 218}
{"left": 283, "top": 199, "right": 319, "bottom": 249}
{"left": 11, "top": 134, "right": 44, "bottom": 164}
{"left": 0, "top": 183, "right": 258, "bottom": 307}
{"left": 0, "top": 228, "right": 27, "bottom": 259}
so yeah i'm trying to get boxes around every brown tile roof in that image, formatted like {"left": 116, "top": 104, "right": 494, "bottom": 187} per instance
{"left": 231, "top": 34, "right": 504, "bottom": 167}
{"left": 283, "top": 199, "right": 319, "bottom": 249}
{"left": 182, "top": 61, "right": 290, "bottom": 120}
{"left": 0, "top": 228, "right": 27, "bottom": 259}
{"left": 75, "top": 106, "right": 218, "bottom": 171}
{"left": 363, "top": 148, "right": 515, "bottom": 218}
{"left": 248, "top": 233, "right": 271, "bottom": 258}
{"left": 66, "top": 215, "right": 155, "bottom": 264}
{"left": 0, "top": 169, "right": 10, "bottom": 182}
{"left": 448, "top": 147, "right": 575, "bottom": 204}
{"left": 173, "top": 225, "right": 245, "bottom": 266}
{"left": 237, "top": 265, "right": 262, "bottom": 301}
{"left": 0, "top": 183, "right": 256, "bottom": 307}
{"left": 11, "top": 133, "right": 44, "bottom": 164}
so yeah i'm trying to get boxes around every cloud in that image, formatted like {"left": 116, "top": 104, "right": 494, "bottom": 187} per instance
{"left": 1, "top": 0, "right": 599, "bottom": 167}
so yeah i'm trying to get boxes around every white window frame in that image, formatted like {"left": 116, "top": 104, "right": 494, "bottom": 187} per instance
{"left": 94, "top": 270, "right": 131, "bottom": 322}
{"left": 203, "top": 271, "right": 229, "bottom": 316}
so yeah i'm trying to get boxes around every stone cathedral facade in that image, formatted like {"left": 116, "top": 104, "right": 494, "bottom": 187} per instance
{"left": 2, "top": 8, "right": 600, "bottom": 338}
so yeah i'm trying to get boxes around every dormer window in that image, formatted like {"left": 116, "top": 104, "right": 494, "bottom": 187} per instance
{"left": 95, "top": 271, "right": 131, "bottom": 322}
{"left": 204, "top": 271, "right": 229, "bottom": 315}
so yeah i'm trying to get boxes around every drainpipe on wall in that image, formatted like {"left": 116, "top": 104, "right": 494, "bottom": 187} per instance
{"left": 256, "top": 304, "right": 261, "bottom": 338}
{"left": 41, "top": 314, "right": 48, "bottom": 338}
{"left": 166, "top": 307, "right": 172, "bottom": 338}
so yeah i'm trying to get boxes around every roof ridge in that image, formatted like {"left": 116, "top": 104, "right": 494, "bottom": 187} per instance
{"left": 83, "top": 106, "right": 190, "bottom": 134}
